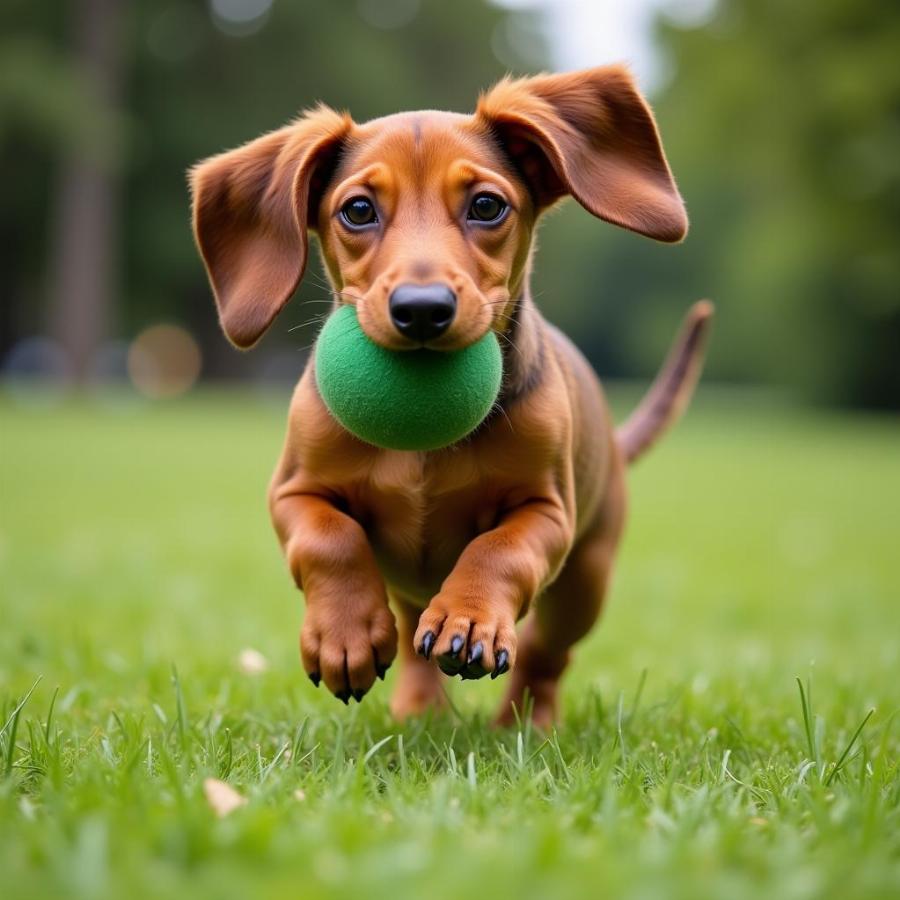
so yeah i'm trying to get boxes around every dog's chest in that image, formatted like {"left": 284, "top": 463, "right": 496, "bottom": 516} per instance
{"left": 350, "top": 449, "right": 500, "bottom": 601}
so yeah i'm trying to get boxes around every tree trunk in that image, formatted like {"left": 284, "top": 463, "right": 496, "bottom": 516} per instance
{"left": 46, "top": 0, "right": 123, "bottom": 383}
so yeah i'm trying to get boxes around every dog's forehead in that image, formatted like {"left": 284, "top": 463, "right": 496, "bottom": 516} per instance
{"left": 339, "top": 110, "right": 502, "bottom": 175}
{"left": 361, "top": 109, "right": 471, "bottom": 131}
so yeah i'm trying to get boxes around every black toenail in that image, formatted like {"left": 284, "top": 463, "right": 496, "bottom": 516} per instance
{"left": 420, "top": 631, "right": 436, "bottom": 659}
{"left": 491, "top": 649, "right": 510, "bottom": 679}
{"left": 450, "top": 635, "right": 464, "bottom": 655}
{"left": 336, "top": 689, "right": 351, "bottom": 705}
{"left": 352, "top": 688, "right": 366, "bottom": 702}
{"left": 375, "top": 663, "right": 389, "bottom": 681}
{"left": 467, "top": 642, "right": 484, "bottom": 665}
{"left": 309, "top": 672, "right": 321, "bottom": 687}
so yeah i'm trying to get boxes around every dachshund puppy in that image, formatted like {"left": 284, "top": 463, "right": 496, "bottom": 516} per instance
{"left": 190, "top": 66, "right": 712, "bottom": 726}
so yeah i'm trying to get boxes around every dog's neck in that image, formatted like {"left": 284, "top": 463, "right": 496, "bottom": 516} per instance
{"left": 496, "top": 287, "right": 546, "bottom": 410}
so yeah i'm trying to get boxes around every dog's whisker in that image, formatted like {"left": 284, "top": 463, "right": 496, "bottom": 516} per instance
{"left": 300, "top": 279, "right": 337, "bottom": 296}
{"left": 287, "top": 316, "right": 329, "bottom": 333}
{"left": 305, "top": 271, "right": 334, "bottom": 288}
{"left": 494, "top": 329, "right": 525, "bottom": 360}
{"left": 305, "top": 273, "right": 367, "bottom": 305}
{"left": 489, "top": 396, "right": 515, "bottom": 433}
{"left": 299, "top": 276, "right": 366, "bottom": 306}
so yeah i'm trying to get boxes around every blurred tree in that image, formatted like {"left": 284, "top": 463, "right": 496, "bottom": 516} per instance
{"left": 674, "top": 0, "right": 899, "bottom": 407}
{"left": 1, "top": 0, "right": 541, "bottom": 379}
{"left": 0, "top": 0, "right": 116, "bottom": 362}
{"left": 46, "top": 0, "right": 125, "bottom": 382}
{"left": 2, "top": 0, "right": 896, "bottom": 407}
{"left": 532, "top": 0, "right": 899, "bottom": 408}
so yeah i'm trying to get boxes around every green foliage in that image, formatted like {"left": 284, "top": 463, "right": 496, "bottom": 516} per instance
{"left": 2, "top": 391, "right": 899, "bottom": 898}
{"left": 0, "top": 0, "right": 536, "bottom": 354}
{"left": 540, "top": 0, "right": 899, "bottom": 407}
{"left": 1, "top": 0, "right": 897, "bottom": 403}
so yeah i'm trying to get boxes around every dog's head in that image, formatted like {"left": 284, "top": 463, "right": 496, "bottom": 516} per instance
{"left": 190, "top": 66, "right": 686, "bottom": 351}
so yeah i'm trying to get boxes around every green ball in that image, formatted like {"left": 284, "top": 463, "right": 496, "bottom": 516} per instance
{"left": 314, "top": 305, "right": 503, "bottom": 451}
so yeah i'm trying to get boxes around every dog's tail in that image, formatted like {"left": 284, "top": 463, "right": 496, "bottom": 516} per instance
{"left": 616, "top": 300, "right": 714, "bottom": 465}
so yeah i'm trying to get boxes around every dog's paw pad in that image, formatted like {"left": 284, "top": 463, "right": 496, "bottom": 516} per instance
{"left": 414, "top": 602, "right": 516, "bottom": 681}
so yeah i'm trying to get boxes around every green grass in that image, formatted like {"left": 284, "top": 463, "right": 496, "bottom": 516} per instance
{"left": 2, "top": 387, "right": 899, "bottom": 900}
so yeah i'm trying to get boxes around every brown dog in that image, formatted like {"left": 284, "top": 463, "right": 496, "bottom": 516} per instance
{"left": 190, "top": 65, "right": 712, "bottom": 727}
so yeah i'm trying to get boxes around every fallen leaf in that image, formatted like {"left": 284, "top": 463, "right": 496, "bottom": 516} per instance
{"left": 204, "top": 778, "right": 247, "bottom": 817}
{"left": 293, "top": 788, "right": 306, "bottom": 802}
{"left": 237, "top": 648, "right": 269, "bottom": 675}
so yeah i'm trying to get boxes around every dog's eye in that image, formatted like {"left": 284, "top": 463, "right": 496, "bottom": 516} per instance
{"left": 341, "top": 197, "right": 377, "bottom": 227}
{"left": 468, "top": 193, "right": 507, "bottom": 224}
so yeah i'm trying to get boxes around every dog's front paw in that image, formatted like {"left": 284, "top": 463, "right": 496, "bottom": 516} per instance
{"left": 413, "top": 595, "right": 517, "bottom": 680}
{"left": 301, "top": 601, "right": 398, "bottom": 703}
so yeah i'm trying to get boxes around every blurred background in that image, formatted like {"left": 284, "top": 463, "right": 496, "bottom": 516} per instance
{"left": 2, "top": 0, "right": 898, "bottom": 408}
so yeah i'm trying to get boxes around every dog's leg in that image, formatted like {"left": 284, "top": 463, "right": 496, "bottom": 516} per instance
{"left": 495, "top": 463, "right": 626, "bottom": 729}
{"left": 270, "top": 491, "right": 398, "bottom": 703}
{"left": 389, "top": 597, "right": 447, "bottom": 719}
{"left": 412, "top": 493, "right": 573, "bottom": 681}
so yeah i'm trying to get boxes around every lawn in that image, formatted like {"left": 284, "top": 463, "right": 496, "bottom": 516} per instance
{"left": 2, "top": 387, "right": 898, "bottom": 900}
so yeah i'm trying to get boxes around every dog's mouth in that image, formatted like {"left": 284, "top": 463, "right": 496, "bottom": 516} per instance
{"left": 354, "top": 298, "right": 495, "bottom": 354}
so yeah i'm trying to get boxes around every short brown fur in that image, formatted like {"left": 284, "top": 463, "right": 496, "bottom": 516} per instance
{"left": 190, "top": 65, "right": 712, "bottom": 726}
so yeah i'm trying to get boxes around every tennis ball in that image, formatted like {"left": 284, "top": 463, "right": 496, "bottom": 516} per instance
{"left": 314, "top": 305, "right": 502, "bottom": 451}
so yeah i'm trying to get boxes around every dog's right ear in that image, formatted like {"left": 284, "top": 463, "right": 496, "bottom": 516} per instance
{"left": 477, "top": 66, "right": 687, "bottom": 242}
{"left": 190, "top": 106, "right": 352, "bottom": 349}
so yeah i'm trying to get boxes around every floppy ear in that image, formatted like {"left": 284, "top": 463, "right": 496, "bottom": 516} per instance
{"left": 190, "top": 105, "right": 352, "bottom": 348}
{"left": 476, "top": 65, "right": 687, "bottom": 242}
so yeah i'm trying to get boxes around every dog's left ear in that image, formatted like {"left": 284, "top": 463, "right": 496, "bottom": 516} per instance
{"left": 477, "top": 65, "right": 687, "bottom": 242}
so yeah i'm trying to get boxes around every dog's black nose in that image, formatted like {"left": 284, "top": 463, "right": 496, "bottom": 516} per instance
{"left": 389, "top": 283, "right": 457, "bottom": 342}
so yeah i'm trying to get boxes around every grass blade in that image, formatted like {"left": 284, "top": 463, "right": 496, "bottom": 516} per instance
{"left": 363, "top": 734, "right": 394, "bottom": 766}
{"left": 3, "top": 677, "right": 43, "bottom": 778}
{"left": 43, "top": 685, "right": 59, "bottom": 745}
{"left": 825, "top": 708, "right": 875, "bottom": 787}
{"left": 796, "top": 676, "right": 818, "bottom": 774}
{"left": 1, "top": 676, "right": 42, "bottom": 740}
{"left": 171, "top": 665, "right": 188, "bottom": 752}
